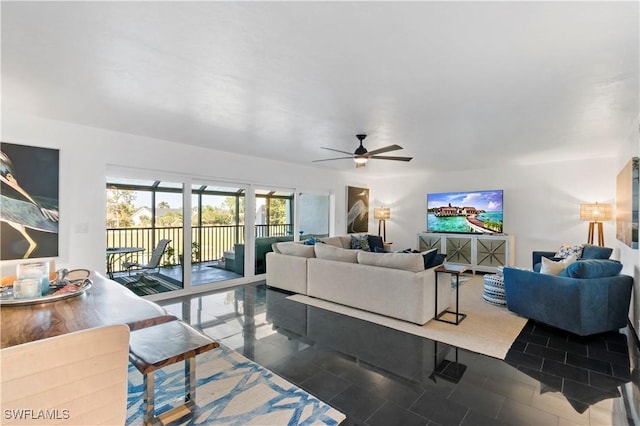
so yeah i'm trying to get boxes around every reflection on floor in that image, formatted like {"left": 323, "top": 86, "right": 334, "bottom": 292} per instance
{"left": 158, "top": 283, "right": 640, "bottom": 426}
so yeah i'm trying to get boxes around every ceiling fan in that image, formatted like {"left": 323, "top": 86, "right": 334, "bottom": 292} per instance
{"left": 312, "top": 134, "right": 413, "bottom": 168}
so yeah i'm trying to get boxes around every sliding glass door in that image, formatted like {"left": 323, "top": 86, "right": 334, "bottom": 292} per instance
{"left": 190, "top": 183, "right": 246, "bottom": 285}
{"left": 106, "top": 177, "right": 184, "bottom": 295}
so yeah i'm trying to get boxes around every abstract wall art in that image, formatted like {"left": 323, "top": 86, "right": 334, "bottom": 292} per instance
{"left": 616, "top": 157, "right": 638, "bottom": 249}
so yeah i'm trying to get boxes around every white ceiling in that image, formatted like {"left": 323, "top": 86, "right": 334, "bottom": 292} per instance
{"left": 2, "top": 1, "right": 638, "bottom": 175}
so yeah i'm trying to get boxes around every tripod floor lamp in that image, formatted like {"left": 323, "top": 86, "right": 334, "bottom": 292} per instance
{"left": 580, "top": 202, "right": 612, "bottom": 246}
{"left": 374, "top": 207, "right": 391, "bottom": 242}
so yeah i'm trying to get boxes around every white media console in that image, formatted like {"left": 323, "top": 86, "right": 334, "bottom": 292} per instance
{"left": 417, "top": 232, "right": 515, "bottom": 273}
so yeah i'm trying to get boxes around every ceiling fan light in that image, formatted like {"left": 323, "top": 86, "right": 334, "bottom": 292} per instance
{"left": 354, "top": 156, "right": 368, "bottom": 164}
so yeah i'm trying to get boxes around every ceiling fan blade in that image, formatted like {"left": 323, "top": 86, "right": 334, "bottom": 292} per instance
{"left": 321, "top": 147, "right": 354, "bottom": 155}
{"left": 369, "top": 155, "right": 413, "bottom": 162}
{"left": 312, "top": 156, "right": 355, "bottom": 162}
{"left": 365, "top": 144, "right": 403, "bottom": 156}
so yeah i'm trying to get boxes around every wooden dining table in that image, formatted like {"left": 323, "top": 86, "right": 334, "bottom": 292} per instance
{"left": 1, "top": 271, "right": 175, "bottom": 349}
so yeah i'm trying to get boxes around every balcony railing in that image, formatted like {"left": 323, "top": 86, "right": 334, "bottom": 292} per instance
{"left": 106, "top": 224, "right": 292, "bottom": 274}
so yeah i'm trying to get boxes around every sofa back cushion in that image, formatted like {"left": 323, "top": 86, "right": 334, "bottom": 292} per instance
{"left": 559, "top": 259, "right": 623, "bottom": 278}
{"left": 581, "top": 244, "right": 613, "bottom": 260}
{"left": 357, "top": 251, "right": 424, "bottom": 272}
{"left": 319, "top": 236, "right": 343, "bottom": 248}
{"left": 315, "top": 243, "right": 358, "bottom": 263}
{"left": 275, "top": 242, "right": 316, "bottom": 258}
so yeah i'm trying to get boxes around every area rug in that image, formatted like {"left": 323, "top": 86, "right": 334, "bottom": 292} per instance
{"left": 114, "top": 273, "right": 183, "bottom": 296}
{"left": 288, "top": 275, "right": 527, "bottom": 360}
{"left": 127, "top": 344, "right": 346, "bottom": 425}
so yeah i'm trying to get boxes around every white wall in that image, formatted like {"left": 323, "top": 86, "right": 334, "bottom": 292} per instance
{"left": 0, "top": 111, "right": 362, "bottom": 278}
{"left": 373, "top": 157, "right": 617, "bottom": 265}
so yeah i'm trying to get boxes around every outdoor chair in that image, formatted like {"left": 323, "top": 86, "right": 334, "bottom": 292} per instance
{"left": 123, "top": 239, "right": 171, "bottom": 285}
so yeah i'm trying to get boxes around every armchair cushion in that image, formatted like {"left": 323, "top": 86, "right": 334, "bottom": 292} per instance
{"left": 559, "top": 259, "right": 623, "bottom": 279}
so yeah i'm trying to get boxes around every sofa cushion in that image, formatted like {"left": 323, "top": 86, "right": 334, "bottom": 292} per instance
{"left": 339, "top": 235, "right": 355, "bottom": 249}
{"left": 581, "top": 244, "right": 613, "bottom": 260}
{"left": 276, "top": 242, "right": 316, "bottom": 258}
{"left": 350, "top": 234, "right": 370, "bottom": 251}
{"left": 367, "top": 235, "right": 384, "bottom": 253}
{"left": 555, "top": 244, "right": 584, "bottom": 259}
{"left": 314, "top": 243, "right": 358, "bottom": 263}
{"left": 559, "top": 259, "right": 623, "bottom": 279}
{"left": 540, "top": 254, "right": 578, "bottom": 275}
{"left": 319, "top": 236, "right": 343, "bottom": 248}
{"left": 357, "top": 251, "right": 424, "bottom": 272}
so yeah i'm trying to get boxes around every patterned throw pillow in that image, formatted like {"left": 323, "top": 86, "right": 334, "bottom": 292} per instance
{"left": 554, "top": 244, "right": 584, "bottom": 259}
{"left": 349, "top": 235, "right": 370, "bottom": 251}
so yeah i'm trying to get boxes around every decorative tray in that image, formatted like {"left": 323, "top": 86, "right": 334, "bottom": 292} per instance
{"left": 0, "top": 269, "right": 92, "bottom": 306}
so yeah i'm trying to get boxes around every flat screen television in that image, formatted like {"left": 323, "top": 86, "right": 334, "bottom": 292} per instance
{"left": 427, "top": 190, "right": 503, "bottom": 234}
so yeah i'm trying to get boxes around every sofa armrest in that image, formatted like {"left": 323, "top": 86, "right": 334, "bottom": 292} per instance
{"left": 532, "top": 251, "right": 558, "bottom": 269}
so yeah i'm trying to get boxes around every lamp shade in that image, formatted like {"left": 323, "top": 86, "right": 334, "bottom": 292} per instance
{"left": 374, "top": 207, "right": 391, "bottom": 220}
{"left": 580, "top": 203, "right": 612, "bottom": 222}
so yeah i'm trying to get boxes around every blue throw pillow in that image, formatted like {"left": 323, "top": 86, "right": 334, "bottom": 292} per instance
{"left": 374, "top": 246, "right": 387, "bottom": 253}
{"left": 304, "top": 236, "right": 319, "bottom": 245}
{"left": 367, "top": 235, "right": 384, "bottom": 253}
{"left": 559, "top": 259, "right": 622, "bottom": 278}
{"left": 581, "top": 244, "right": 613, "bottom": 260}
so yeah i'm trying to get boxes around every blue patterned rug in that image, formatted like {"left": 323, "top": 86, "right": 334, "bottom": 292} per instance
{"left": 126, "top": 344, "right": 345, "bottom": 425}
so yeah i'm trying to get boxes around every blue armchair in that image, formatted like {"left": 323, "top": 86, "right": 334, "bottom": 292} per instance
{"left": 504, "top": 259, "right": 633, "bottom": 336}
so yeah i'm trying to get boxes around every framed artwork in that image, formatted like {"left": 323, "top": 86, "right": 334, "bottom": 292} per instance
{"left": 0, "top": 142, "right": 59, "bottom": 259}
{"left": 346, "top": 186, "right": 369, "bottom": 233}
{"left": 615, "top": 157, "right": 638, "bottom": 249}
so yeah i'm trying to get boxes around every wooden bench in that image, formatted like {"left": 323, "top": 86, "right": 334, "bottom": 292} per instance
{"left": 129, "top": 320, "right": 220, "bottom": 425}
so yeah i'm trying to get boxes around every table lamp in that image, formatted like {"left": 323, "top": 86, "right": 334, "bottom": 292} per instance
{"left": 373, "top": 207, "right": 391, "bottom": 242}
{"left": 580, "top": 202, "right": 612, "bottom": 246}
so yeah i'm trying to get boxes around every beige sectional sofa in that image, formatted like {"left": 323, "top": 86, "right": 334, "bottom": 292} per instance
{"left": 266, "top": 234, "right": 453, "bottom": 325}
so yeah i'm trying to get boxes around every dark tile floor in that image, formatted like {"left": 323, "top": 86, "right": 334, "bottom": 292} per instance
{"left": 158, "top": 283, "right": 640, "bottom": 426}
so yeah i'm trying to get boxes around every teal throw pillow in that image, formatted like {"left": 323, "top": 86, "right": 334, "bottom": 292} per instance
{"left": 581, "top": 244, "right": 613, "bottom": 260}
{"left": 558, "top": 259, "right": 622, "bottom": 278}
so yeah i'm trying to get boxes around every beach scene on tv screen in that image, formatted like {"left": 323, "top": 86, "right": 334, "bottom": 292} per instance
{"left": 427, "top": 190, "right": 503, "bottom": 233}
